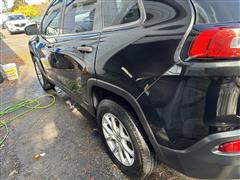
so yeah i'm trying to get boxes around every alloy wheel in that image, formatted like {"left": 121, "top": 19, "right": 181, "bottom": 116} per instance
{"left": 102, "top": 113, "right": 135, "bottom": 166}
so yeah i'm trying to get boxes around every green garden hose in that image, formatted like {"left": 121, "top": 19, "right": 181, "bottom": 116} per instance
{"left": 0, "top": 94, "right": 56, "bottom": 146}
{"left": 0, "top": 121, "right": 8, "bottom": 146}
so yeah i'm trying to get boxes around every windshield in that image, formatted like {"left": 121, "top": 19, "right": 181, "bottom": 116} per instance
{"left": 192, "top": 0, "right": 240, "bottom": 24}
{"left": 8, "top": 15, "right": 26, "bottom": 21}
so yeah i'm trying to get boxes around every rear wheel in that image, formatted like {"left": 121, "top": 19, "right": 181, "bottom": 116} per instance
{"left": 97, "top": 99, "right": 155, "bottom": 178}
{"left": 33, "top": 60, "right": 54, "bottom": 91}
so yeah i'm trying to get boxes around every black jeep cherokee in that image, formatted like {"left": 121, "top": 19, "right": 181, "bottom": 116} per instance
{"left": 25, "top": 0, "right": 240, "bottom": 178}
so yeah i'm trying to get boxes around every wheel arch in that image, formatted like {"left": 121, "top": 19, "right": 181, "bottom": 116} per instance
{"left": 87, "top": 78, "right": 159, "bottom": 154}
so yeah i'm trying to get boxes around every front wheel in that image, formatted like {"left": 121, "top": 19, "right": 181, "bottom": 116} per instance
{"left": 33, "top": 60, "right": 54, "bottom": 91}
{"left": 97, "top": 99, "right": 155, "bottom": 178}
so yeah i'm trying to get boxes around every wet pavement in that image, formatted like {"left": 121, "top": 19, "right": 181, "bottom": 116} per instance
{"left": 0, "top": 30, "right": 186, "bottom": 180}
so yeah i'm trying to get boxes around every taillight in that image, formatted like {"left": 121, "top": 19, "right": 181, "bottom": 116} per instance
{"left": 189, "top": 27, "right": 240, "bottom": 59}
{"left": 218, "top": 140, "right": 240, "bottom": 153}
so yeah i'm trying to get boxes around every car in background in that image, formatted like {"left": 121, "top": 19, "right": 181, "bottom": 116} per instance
{"left": 5, "top": 14, "right": 31, "bottom": 34}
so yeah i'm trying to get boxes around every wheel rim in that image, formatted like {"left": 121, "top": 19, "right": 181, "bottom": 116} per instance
{"left": 102, "top": 113, "right": 135, "bottom": 166}
{"left": 35, "top": 62, "right": 44, "bottom": 86}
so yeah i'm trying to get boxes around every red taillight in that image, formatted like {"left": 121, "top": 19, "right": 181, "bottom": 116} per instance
{"left": 218, "top": 140, "right": 240, "bottom": 153}
{"left": 189, "top": 27, "right": 240, "bottom": 59}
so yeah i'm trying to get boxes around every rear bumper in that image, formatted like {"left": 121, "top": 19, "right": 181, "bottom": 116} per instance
{"left": 183, "top": 61, "right": 240, "bottom": 76}
{"left": 140, "top": 75, "right": 240, "bottom": 178}
{"left": 157, "top": 129, "right": 240, "bottom": 179}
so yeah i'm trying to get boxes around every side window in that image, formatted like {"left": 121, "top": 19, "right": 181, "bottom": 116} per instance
{"left": 103, "top": 0, "right": 141, "bottom": 27}
{"left": 63, "top": 0, "right": 97, "bottom": 34}
{"left": 41, "top": 0, "right": 63, "bottom": 36}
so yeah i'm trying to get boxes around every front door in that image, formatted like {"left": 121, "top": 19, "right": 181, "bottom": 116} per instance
{"left": 52, "top": 0, "right": 101, "bottom": 106}
{"left": 36, "top": 0, "right": 64, "bottom": 82}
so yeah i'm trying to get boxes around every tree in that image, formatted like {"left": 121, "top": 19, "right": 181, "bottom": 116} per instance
{"left": 11, "top": 0, "right": 28, "bottom": 11}
{"left": 32, "top": 3, "right": 50, "bottom": 16}
{"left": 13, "top": 5, "right": 38, "bottom": 17}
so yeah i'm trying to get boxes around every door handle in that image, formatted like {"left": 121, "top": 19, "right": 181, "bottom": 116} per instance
{"left": 77, "top": 46, "right": 93, "bottom": 53}
{"left": 46, "top": 44, "right": 54, "bottom": 48}
{"left": 46, "top": 38, "right": 56, "bottom": 48}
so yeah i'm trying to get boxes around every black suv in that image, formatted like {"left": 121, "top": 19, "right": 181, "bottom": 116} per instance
{"left": 25, "top": 0, "right": 240, "bottom": 179}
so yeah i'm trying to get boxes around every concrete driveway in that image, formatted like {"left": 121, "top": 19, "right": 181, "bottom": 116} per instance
{"left": 0, "top": 30, "right": 185, "bottom": 180}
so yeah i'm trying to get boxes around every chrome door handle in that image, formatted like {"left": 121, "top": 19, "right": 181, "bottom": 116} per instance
{"left": 46, "top": 38, "right": 56, "bottom": 48}
{"left": 46, "top": 44, "right": 54, "bottom": 48}
{"left": 77, "top": 46, "right": 93, "bottom": 53}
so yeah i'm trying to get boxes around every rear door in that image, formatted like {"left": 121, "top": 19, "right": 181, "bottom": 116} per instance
{"left": 95, "top": 0, "right": 145, "bottom": 94}
{"left": 53, "top": 0, "right": 101, "bottom": 106}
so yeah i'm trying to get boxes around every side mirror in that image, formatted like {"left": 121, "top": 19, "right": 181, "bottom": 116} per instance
{"left": 25, "top": 24, "right": 38, "bottom": 36}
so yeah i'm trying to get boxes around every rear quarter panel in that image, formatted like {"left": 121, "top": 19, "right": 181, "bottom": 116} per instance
{"left": 95, "top": 0, "right": 192, "bottom": 98}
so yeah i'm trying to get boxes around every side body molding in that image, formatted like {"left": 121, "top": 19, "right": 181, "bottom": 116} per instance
{"left": 87, "top": 78, "right": 159, "bottom": 152}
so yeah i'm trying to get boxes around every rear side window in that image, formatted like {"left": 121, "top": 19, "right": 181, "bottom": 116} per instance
{"left": 192, "top": 0, "right": 240, "bottom": 24}
{"left": 41, "top": 0, "right": 63, "bottom": 35}
{"left": 103, "top": 0, "right": 141, "bottom": 27}
{"left": 63, "top": 0, "right": 97, "bottom": 34}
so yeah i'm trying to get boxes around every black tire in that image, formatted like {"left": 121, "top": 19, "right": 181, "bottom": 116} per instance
{"left": 97, "top": 99, "right": 155, "bottom": 179}
{"left": 7, "top": 29, "right": 13, "bottom": 35}
{"left": 33, "top": 60, "right": 54, "bottom": 91}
